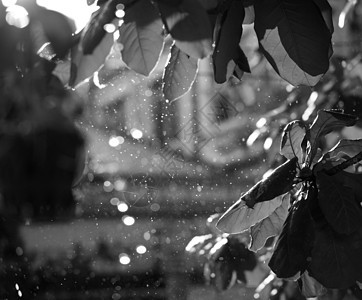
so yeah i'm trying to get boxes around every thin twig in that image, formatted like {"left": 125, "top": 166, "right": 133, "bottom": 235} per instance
{"left": 325, "top": 151, "right": 362, "bottom": 175}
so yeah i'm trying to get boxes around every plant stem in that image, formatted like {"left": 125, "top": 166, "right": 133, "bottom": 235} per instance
{"left": 325, "top": 151, "right": 362, "bottom": 175}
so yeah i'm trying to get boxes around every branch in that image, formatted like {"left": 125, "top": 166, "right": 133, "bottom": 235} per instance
{"left": 325, "top": 151, "right": 362, "bottom": 175}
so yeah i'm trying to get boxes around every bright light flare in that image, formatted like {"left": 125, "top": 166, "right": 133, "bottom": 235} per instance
{"left": 6, "top": 5, "right": 29, "bottom": 28}
{"left": 119, "top": 253, "right": 130, "bottom": 265}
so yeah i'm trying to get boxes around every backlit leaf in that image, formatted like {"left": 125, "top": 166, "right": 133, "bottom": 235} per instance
{"left": 162, "top": 44, "right": 199, "bottom": 102}
{"left": 70, "top": 31, "right": 114, "bottom": 87}
{"left": 118, "top": 0, "right": 164, "bottom": 75}
{"left": 269, "top": 185, "right": 316, "bottom": 278}
{"left": 280, "top": 120, "right": 307, "bottom": 164}
{"left": 158, "top": 0, "right": 213, "bottom": 58}
{"left": 254, "top": 0, "right": 332, "bottom": 86}
{"left": 249, "top": 194, "right": 289, "bottom": 252}
{"left": 309, "top": 225, "right": 362, "bottom": 289}
{"left": 308, "top": 110, "right": 358, "bottom": 166}
{"left": 212, "top": 0, "right": 245, "bottom": 83}
{"left": 298, "top": 271, "right": 327, "bottom": 298}
{"left": 316, "top": 171, "right": 362, "bottom": 235}
{"left": 216, "top": 194, "right": 283, "bottom": 234}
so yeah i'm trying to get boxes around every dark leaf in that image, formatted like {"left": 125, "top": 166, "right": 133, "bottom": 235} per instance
{"left": 32, "top": 7, "right": 75, "bottom": 59}
{"left": 81, "top": 0, "right": 121, "bottom": 55}
{"left": 234, "top": 157, "right": 297, "bottom": 209}
{"left": 197, "top": 0, "right": 218, "bottom": 10}
{"left": 211, "top": 237, "right": 257, "bottom": 290}
{"left": 298, "top": 271, "right": 327, "bottom": 298}
{"left": 254, "top": 0, "right": 332, "bottom": 86}
{"left": 216, "top": 194, "right": 283, "bottom": 234}
{"left": 157, "top": 0, "right": 213, "bottom": 58}
{"left": 118, "top": 0, "right": 164, "bottom": 75}
{"left": 312, "top": 0, "right": 333, "bottom": 34}
{"left": 309, "top": 224, "right": 362, "bottom": 289}
{"left": 269, "top": 185, "right": 316, "bottom": 278}
{"left": 212, "top": 0, "right": 245, "bottom": 83}
{"left": 280, "top": 120, "right": 307, "bottom": 164}
{"left": 249, "top": 194, "right": 289, "bottom": 252}
{"left": 162, "top": 44, "right": 199, "bottom": 102}
{"left": 316, "top": 171, "right": 362, "bottom": 235}
{"left": 234, "top": 46, "right": 250, "bottom": 73}
{"left": 308, "top": 110, "right": 358, "bottom": 166}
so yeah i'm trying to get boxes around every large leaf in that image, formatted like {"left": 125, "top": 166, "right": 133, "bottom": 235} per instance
{"left": 309, "top": 225, "right": 362, "bottom": 289}
{"left": 212, "top": 0, "right": 245, "bottom": 83}
{"left": 313, "top": 0, "right": 334, "bottom": 34}
{"left": 298, "top": 271, "right": 327, "bottom": 298}
{"left": 280, "top": 120, "right": 307, "bottom": 164}
{"left": 269, "top": 185, "right": 316, "bottom": 278}
{"left": 223, "top": 157, "right": 298, "bottom": 211}
{"left": 81, "top": 0, "right": 119, "bottom": 55}
{"left": 312, "top": 0, "right": 333, "bottom": 58}
{"left": 118, "top": 0, "right": 164, "bottom": 75}
{"left": 308, "top": 110, "right": 358, "bottom": 166}
{"left": 316, "top": 171, "right": 362, "bottom": 235}
{"left": 157, "top": 0, "right": 213, "bottom": 58}
{"left": 31, "top": 7, "right": 74, "bottom": 59}
{"left": 162, "top": 44, "right": 199, "bottom": 102}
{"left": 70, "top": 31, "right": 114, "bottom": 87}
{"left": 253, "top": 0, "right": 332, "bottom": 86}
{"left": 216, "top": 194, "right": 283, "bottom": 234}
{"left": 249, "top": 193, "right": 289, "bottom": 252}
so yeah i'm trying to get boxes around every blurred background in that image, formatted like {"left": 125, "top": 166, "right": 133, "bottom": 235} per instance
{"left": 1, "top": 0, "right": 362, "bottom": 299}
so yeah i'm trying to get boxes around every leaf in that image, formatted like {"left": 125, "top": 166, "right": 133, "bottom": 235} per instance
{"left": 312, "top": 0, "right": 334, "bottom": 34}
{"left": 308, "top": 224, "right": 362, "bottom": 289}
{"left": 162, "top": 44, "right": 199, "bottom": 102}
{"left": 31, "top": 7, "right": 75, "bottom": 59}
{"left": 316, "top": 171, "right": 362, "bottom": 235}
{"left": 212, "top": 0, "right": 245, "bottom": 83}
{"left": 70, "top": 31, "right": 114, "bottom": 87}
{"left": 268, "top": 185, "right": 316, "bottom": 278}
{"left": 298, "top": 271, "right": 327, "bottom": 298}
{"left": 211, "top": 237, "right": 257, "bottom": 290}
{"left": 312, "top": 0, "right": 333, "bottom": 58}
{"left": 231, "top": 157, "right": 298, "bottom": 209}
{"left": 253, "top": 0, "right": 332, "bottom": 86}
{"left": 118, "top": 0, "right": 164, "bottom": 75}
{"left": 216, "top": 194, "right": 283, "bottom": 234}
{"left": 323, "top": 139, "right": 362, "bottom": 161}
{"left": 243, "top": 5, "right": 255, "bottom": 24}
{"left": 81, "top": 0, "right": 119, "bottom": 55}
{"left": 249, "top": 194, "right": 289, "bottom": 252}
{"left": 280, "top": 120, "right": 307, "bottom": 164}
{"left": 157, "top": 0, "right": 213, "bottom": 58}
{"left": 308, "top": 110, "right": 358, "bottom": 165}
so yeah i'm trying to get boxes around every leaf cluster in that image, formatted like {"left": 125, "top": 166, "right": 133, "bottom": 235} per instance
{"left": 185, "top": 214, "right": 258, "bottom": 291}
{"left": 217, "top": 110, "right": 362, "bottom": 297}
{"left": 74, "top": 0, "right": 334, "bottom": 100}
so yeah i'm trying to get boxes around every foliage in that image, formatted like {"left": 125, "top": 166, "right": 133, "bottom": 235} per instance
{"left": 0, "top": 3, "right": 84, "bottom": 220}
{"left": 185, "top": 214, "right": 259, "bottom": 292}
{"left": 216, "top": 109, "right": 362, "bottom": 297}
{"left": 59, "top": 0, "right": 333, "bottom": 99}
